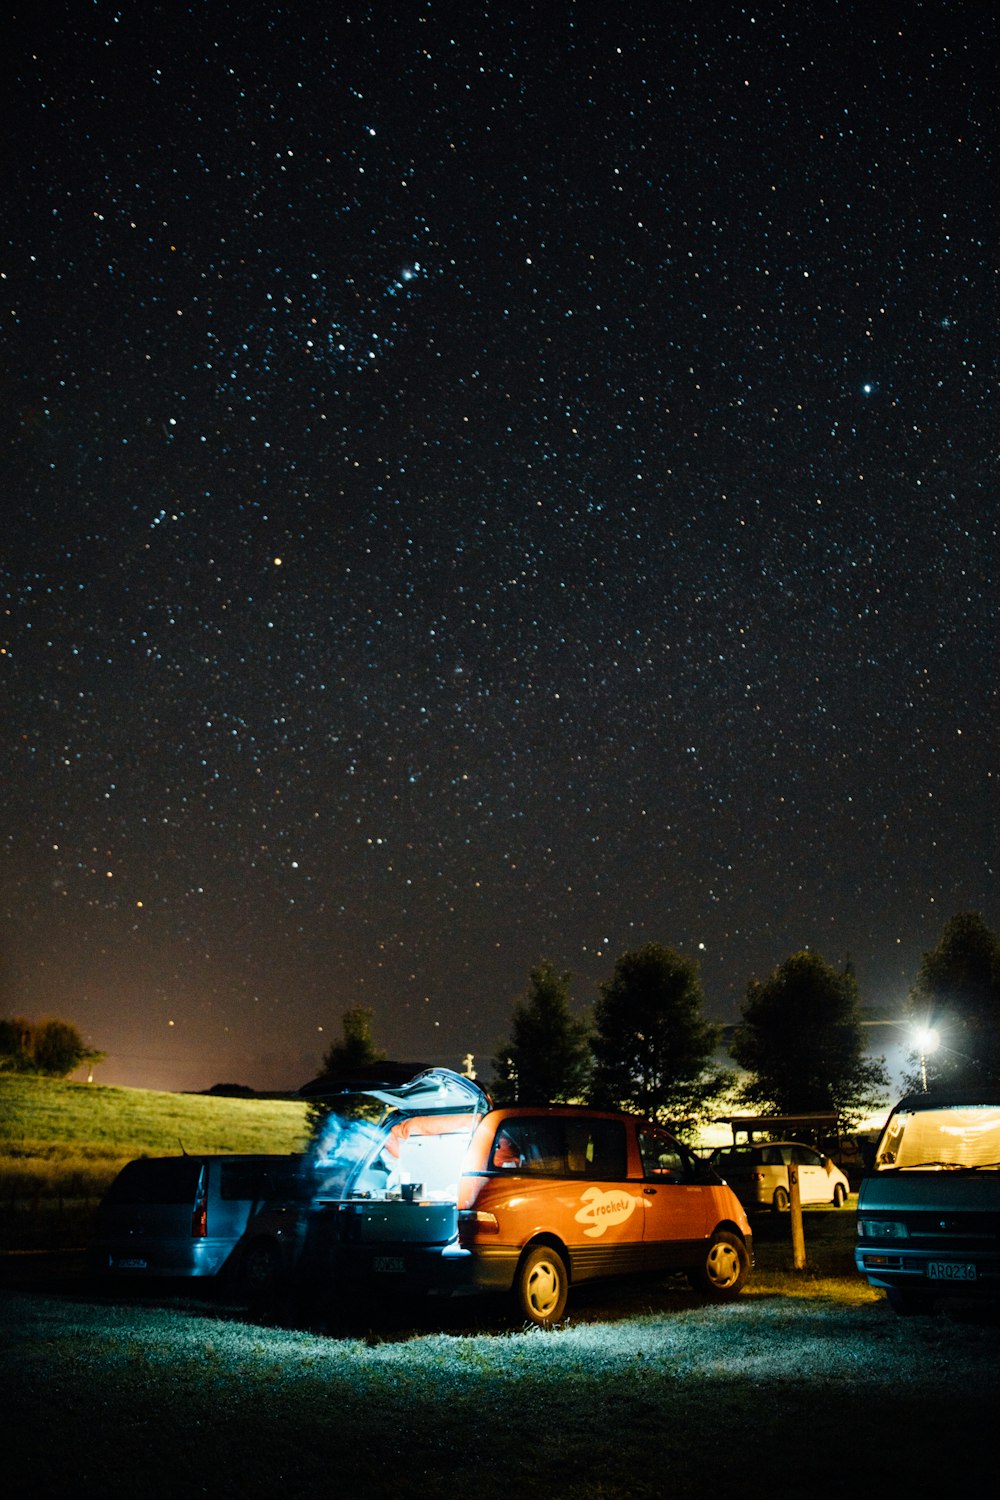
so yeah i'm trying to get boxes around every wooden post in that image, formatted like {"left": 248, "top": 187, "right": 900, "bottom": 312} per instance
{"left": 788, "top": 1160, "right": 806, "bottom": 1270}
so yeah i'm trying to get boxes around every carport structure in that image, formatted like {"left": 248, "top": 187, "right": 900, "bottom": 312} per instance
{"left": 714, "top": 1113, "right": 842, "bottom": 1152}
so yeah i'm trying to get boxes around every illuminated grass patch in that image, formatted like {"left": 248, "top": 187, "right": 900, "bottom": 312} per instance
{"left": 2, "top": 1284, "right": 997, "bottom": 1500}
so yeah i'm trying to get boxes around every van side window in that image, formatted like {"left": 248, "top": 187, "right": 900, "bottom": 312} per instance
{"left": 220, "top": 1162, "right": 263, "bottom": 1201}
{"left": 220, "top": 1158, "right": 305, "bottom": 1202}
{"left": 490, "top": 1117, "right": 628, "bottom": 1177}
{"left": 792, "top": 1146, "right": 822, "bottom": 1168}
{"left": 638, "top": 1126, "right": 687, "bottom": 1182}
{"left": 103, "top": 1158, "right": 202, "bottom": 1205}
{"left": 564, "top": 1118, "right": 628, "bottom": 1178}
{"left": 490, "top": 1118, "right": 563, "bottom": 1174}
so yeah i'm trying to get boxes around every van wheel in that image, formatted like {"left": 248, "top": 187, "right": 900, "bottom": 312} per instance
{"left": 241, "top": 1240, "right": 281, "bottom": 1297}
{"left": 833, "top": 1183, "right": 848, "bottom": 1207}
{"left": 515, "top": 1245, "right": 568, "bottom": 1327}
{"left": 772, "top": 1187, "right": 790, "bottom": 1213}
{"left": 689, "top": 1232, "right": 750, "bottom": 1300}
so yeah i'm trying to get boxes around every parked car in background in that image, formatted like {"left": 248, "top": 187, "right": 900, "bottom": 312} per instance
{"left": 709, "top": 1140, "right": 851, "bottom": 1213}
{"left": 89, "top": 1153, "right": 306, "bottom": 1280}
{"left": 240, "top": 1067, "right": 755, "bottom": 1326}
{"left": 855, "top": 1093, "right": 1000, "bottom": 1315}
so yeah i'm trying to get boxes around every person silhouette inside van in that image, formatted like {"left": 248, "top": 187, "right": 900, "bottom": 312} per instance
{"left": 492, "top": 1130, "right": 523, "bottom": 1169}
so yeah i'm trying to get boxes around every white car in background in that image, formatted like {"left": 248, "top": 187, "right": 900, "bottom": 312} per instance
{"left": 709, "top": 1140, "right": 851, "bottom": 1212}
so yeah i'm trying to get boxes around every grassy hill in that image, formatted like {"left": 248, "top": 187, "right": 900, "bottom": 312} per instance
{"left": 0, "top": 1075, "right": 311, "bottom": 1249}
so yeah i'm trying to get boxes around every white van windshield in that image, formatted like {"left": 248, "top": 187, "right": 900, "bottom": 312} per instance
{"left": 875, "top": 1103, "right": 1000, "bottom": 1170}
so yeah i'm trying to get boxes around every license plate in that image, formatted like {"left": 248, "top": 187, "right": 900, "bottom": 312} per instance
{"left": 373, "top": 1256, "right": 405, "bottom": 1274}
{"left": 117, "top": 1258, "right": 148, "bottom": 1271}
{"left": 927, "top": 1261, "right": 976, "bottom": 1282}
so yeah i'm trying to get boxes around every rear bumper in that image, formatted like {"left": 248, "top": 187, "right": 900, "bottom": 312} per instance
{"left": 88, "top": 1238, "right": 235, "bottom": 1278}
{"left": 335, "top": 1238, "right": 527, "bottom": 1296}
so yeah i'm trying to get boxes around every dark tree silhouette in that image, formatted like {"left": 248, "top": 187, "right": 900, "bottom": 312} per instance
{"left": 904, "top": 912, "right": 1000, "bottom": 1091}
{"left": 589, "top": 943, "right": 727, "bottom": 1128}
{"left": 0, "top": 1015, "right": 103, "bottom": 1078}
{"left": 491, "top": 960, "right": 591, "bottom": 1103}
{"left": 306, "top": 1006, "right": 387, "bottom": 1139}
{"left": 731, "top": 951, "right": 887, "bottom": 1127}
{"left": 317, "top": 1005, "right": 386, "bottom": 1078}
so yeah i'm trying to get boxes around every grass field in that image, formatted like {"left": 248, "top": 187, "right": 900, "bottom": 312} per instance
{"left": 0, "top": 1075, "right": 310, "bottom": 1248}
{"left": 2, "top": 1208, "right": 997, "bottom": 1500}
{"left": 2, "top": 1078, "right": 997, "bottom": 1497}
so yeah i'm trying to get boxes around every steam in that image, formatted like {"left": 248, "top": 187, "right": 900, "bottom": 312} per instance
{"left": 308, "top": 1112, "right": 382, "bottom": 1198}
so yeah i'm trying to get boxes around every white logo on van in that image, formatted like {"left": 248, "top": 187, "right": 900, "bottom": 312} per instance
{"left": 574, "top": 1186, "right": 639, "bottom": 1238}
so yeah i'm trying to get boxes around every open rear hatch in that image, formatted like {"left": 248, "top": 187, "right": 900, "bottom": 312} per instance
{"left": 323, "top": 1068, "right": 491, "bottom": 1255}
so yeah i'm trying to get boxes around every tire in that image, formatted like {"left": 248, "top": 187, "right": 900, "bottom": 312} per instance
{"left": 514, "top": 1244, "right": 569, "bottom": 1327}
{"left": 688, "top": 1232, "right": 750, "bottom": 1300}
{"left": 241, "top": 1240, "right": 282, "bottom": 1298}
{"left": 832, "top": 1183, "right": 848, "bottom": 1208}
{"left": 886, "top": 1287, "right": 936, "bottom": 1317}
{"left": 772, "top": 1186, "right": 790, "bottom": 1213}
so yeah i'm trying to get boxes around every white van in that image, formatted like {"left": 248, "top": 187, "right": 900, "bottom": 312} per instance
{"left": 855, "top": 1094, "right": 1000, "bottom": 1314}
{"left": 709, "top": 1140, "right": 851, "bottom": 1212}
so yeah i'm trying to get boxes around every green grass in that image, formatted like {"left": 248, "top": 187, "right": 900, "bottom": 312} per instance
{"left": 0, "top": 1075, "right": 311, "bottom": 1248}
{"left": 2, "top": 1222, "right": 996, "bottom": 1500}
{"left": 0, "top": 1074, "right": 310, "bottom": 1158}
{"left": 1, "top": 1121, "right": 996, "bottom": 1498}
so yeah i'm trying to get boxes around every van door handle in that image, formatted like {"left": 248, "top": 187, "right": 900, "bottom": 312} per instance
{"left": 643, "top": 1187, "right": 657, "bottom": 1196}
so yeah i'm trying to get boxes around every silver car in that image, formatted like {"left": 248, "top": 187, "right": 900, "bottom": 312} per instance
{"left": 89, "top": 1153, "right": 305, "bottom": 1279}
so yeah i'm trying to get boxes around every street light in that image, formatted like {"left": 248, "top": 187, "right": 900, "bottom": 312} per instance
{"left": 913, "top": 1027, "right": 940, "bottom": 1092}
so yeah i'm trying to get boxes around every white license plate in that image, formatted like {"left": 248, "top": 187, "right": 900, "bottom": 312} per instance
{"left": 117, "top": 1258, "right": 148, "bottom": 1271}
{"left": 927, "top": 1261, "right": 976, "bottom": 1282}
{"left": 373, "top": 1256, "right": 405, "bottom": 1274}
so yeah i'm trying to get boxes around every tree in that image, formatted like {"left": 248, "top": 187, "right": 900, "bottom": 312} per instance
{"left": 0, "top": 1016, "right": 32, "bottom": 1072}
{"left": 317, "top": 1005, "right": 386, "bottom": 1079}
{"left": 307, "top": 1006, "right": 387, "bottom": 1141}
{"left": 0, "top": 1015, "right": 103, "bottom": 1077}
{"left": 731, "top": 951, "right": 888, "bottom": 1127}
{"left": 589, "top": 943, "right": 726, "bottom": 1127}
{"left": 31, "top": 1019, "right": 100, "bottom": 1076}
{"left": 903, "top": 912, "right": 1000, "bottom": 1091}
{"left": 491, "top": 961, "right": 591, "bottom": 1104}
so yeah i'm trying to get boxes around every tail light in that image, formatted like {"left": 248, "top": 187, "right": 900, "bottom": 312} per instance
{"left": 191, "top": 1171, "right": 208, "bottom": 1238}
{"left": 458, "top": 1209, "right": 499, "bottom": 1245}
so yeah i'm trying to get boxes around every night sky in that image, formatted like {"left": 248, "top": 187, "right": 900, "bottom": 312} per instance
{"left": 3, "top": 2, "right": 995, "bottom": 1095}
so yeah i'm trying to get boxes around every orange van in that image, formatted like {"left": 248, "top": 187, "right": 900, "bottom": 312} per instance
{"left": 273, "top": 1068, "right": 753, "bottom": 1325}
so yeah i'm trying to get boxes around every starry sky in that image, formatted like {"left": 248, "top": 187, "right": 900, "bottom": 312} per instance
{"left": 2, "top": 1, "right": 995, "bottom": 1095}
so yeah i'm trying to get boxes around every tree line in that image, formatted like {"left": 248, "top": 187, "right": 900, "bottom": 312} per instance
{"left": 0, "top": 1017, "right": 104, "bottom": 1078}
{"left": 7, "top": 910, "right": 996, "bottom": 1121}
{"left": 318, "top": 911, "right": 1000, "bottom": 1135}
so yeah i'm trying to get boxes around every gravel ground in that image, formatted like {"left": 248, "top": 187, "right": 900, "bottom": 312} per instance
{"left": 4, "top": 1241, "right": 999, "bottom": 1500}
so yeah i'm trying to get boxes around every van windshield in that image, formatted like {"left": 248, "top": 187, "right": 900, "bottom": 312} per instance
{"left": 874, "top": 1104, "right": 1000, "bottom": 1170}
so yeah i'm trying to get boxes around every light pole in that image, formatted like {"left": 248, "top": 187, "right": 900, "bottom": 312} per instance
{"left": 914, "top": 1027, "right": 940, "bottom": 1091}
